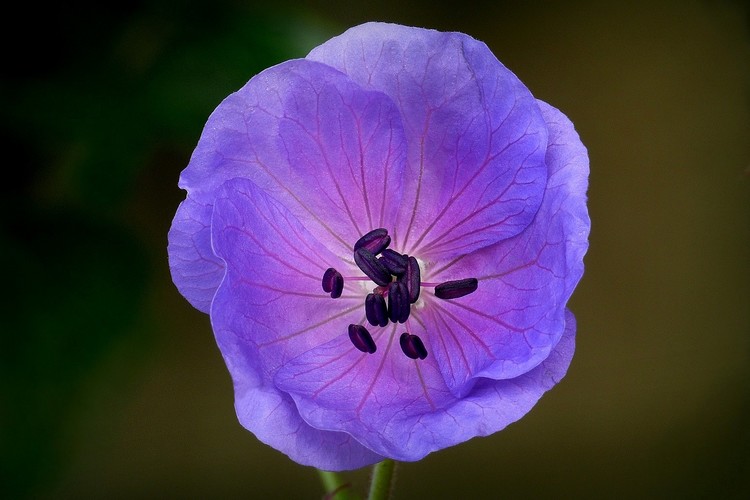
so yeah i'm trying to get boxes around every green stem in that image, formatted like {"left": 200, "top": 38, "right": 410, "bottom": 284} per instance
{"left": 318, "top": 469, "right": 353, "bottom": 500}
{"left": 367, "top": 460, "right": 396, "bottom": 500}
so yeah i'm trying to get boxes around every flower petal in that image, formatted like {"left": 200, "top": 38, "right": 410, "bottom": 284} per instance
{"left": 423, "top": 99, "right": 589, "bottom": 394}
{"left": 406, "top": 309, "right": 577, "bottom": 457}
{"left": 275, "top": 309, "right": 576, "bottom": 462}
{"left": 170, "top": 58, "right": 407, "bottom": 309}
{"left": 308, "top": 22, "right": 548, "bottom": 260}
{"left": 535, "top": 98, "right": 591, "bottom": 297}
{"left": 215, "top": 330, "right": 384, "bottom": 470}
{"left": 167, "top": 197, "right": 224, "bottom": 312}
{"left": 210, "top": 177, "right": 383, "bottom": 469}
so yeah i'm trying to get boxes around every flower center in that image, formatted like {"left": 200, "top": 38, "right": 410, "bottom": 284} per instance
{"left": 321, "top": 228, "right": 478, "bottom": 360}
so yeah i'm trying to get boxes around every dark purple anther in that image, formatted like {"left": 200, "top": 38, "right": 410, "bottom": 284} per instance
{"left": 348, "top": 324, "right": 377, "bottom": 354}
{"left": 403, "top": 256, "right": 421, "bottom": 303}
{"left": 387, "top": 281, "right": 410, "bottom": 324}
{"left": 434, "top": 278, "right": 478, "bottom": 300}
{"left": 365, "top": 293, "right": 389, "bottom": 327}
{"left": 321, "top": 268, "right": 336, "bottom": 293}
{"left": 354, "top": 228, "right": 391, "bottom": 255}
{"left": 399, "top": 332, "right": 427, "bottom": 360}
{"left": 321, "top": 267, "right": 344, "bottom": 298}
{"left": 378, "top": 249, "right": 408, "bottom": 275}
{"left": 354, "top": 248, "right": 392, "bottom": 286}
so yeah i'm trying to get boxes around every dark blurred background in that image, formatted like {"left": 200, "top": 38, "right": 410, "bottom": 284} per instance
{"left": 1, "top": 0, "right": 748, "bottom": 498}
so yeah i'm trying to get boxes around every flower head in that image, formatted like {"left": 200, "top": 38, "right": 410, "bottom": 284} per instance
{"left": 168, "top": 22, "right": 589, "bottom": 470}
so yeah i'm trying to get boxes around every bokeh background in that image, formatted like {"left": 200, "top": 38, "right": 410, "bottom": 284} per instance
{"left": 2, "top": 0, "right": 748, "bottom": 498}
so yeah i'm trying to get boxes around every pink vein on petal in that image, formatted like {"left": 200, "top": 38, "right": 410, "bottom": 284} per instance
{"left": 426, "top": 297, "right": 496, "bottom": 356}
{"left": 310, "top": 347, "right": 370, "bottom": 398}
{"left": 415, "top": 144, "right": 542, "bottom": 256}
{"left": 257, "top": 303, "right": 362, "bottom": 348}
{"left": 444, "top": 299, "right": 530, "bottom": 341}
{"left": 237, "top": 278, "right": 361, "bottom": 301}
{"left": 408, "top": 105, "right": 535, "bottom": 255}
{"left": 226, "top": 151, "right": 351, "bottom": 251}
{"left": 351, "top": 101, "right": 373, "bottom": 230}
{"left": 285, "top": 103, "right": 363, "bottom": 237}
{"left": 224, "top": 223, "right": 319, "bottom": 282}
{"left": 430, "top": 302, "right": 472, "bottom": 375}
{"left": 379, "top": 121, "right": 395, "bottom": 228}
{"left": 248, "top": 191, "right": 334, "bottom": 272}
{"left": 356, "top": 326, "right": 396, "bottom": 416}
{"left": 414, "top": 360, "right": 436, "bottom": 411}
{"left": 400, "top": 108, "right": 431, "bottom": 251}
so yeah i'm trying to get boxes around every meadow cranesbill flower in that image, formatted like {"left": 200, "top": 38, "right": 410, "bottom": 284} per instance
{"left": 168, "top": 22, "right": 589, "bottom": 470}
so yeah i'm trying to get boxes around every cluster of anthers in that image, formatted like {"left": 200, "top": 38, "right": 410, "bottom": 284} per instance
{"left": 321, "top": 228, "right": 479, "bottom": 360}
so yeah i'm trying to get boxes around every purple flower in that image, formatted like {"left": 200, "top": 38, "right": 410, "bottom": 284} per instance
{"left": 168, "top": 22, "right": 589, "bottom": 470}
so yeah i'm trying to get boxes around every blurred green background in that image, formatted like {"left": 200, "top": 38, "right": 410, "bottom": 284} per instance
{"left": 2, "top": 0, "right": 748, "bottom": 498}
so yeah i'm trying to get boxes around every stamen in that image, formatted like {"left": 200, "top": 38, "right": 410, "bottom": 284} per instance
{"left": 365, "top": 293, "right": 389, "bottom": 327}
{"left": 354, "top": 228, "right": 391, "bottom": 255}
{"left": 399, "top": 332, "right": 428, "bottom": 360}
{"left": 402, "top": 256, "right": 421, "bottom": 303}
{"left": 321, "top": 267, "right": 344, "bottom": 298}
{"left": 434, "top": 278, "right": 478, "bottom": 299}
{"left": 387, "top": 282, "right": 410, "bottom": 324}
{"left": 354, "top": 248, "right": 392, "bottom": 286}
{"left": 378, "top": 249, "right": 408, "bottom": 275}
{"left": 348, "top": 324, "right": 377, "bottom": 354}
{"left": 330, "top": 229, "right": 433, "bottom": 360}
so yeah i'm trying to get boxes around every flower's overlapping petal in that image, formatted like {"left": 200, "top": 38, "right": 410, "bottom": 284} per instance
{"left": 308, "top": 22, "right": 548, "bottom": 260}
{"left": 534, "top": 99, "right": 591, "bottom": 298}
{"left": 275, "top": 310, "right": 575, "bottom": 462}
{"left": 420, "top": 100, "right": 590, "bottom": 394}
{"left": 167, "top": 197, "right": 224, "bottom": 312}
{"left": 169, "top": 58, "right": 408, "bottom": 311}
{"left": 210, "top": 177, "right": 384, "bottom": 469}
